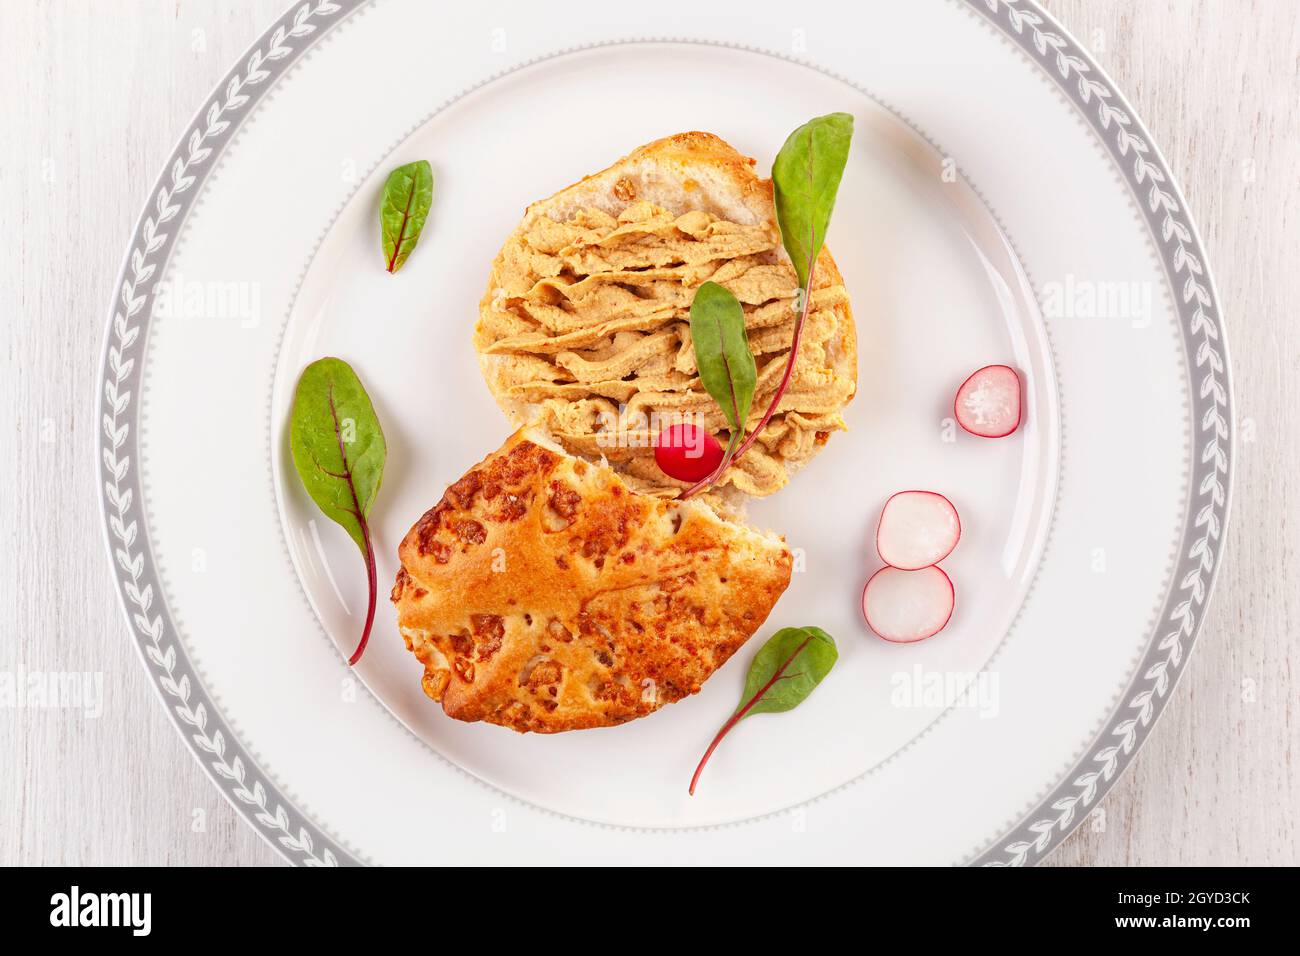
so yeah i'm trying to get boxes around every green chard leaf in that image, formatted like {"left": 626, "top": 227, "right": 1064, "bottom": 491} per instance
{"left": 289, "top": 357, "right": 387, "bottom": 665}
{"left": 689, "top": 281, "right": 757, "bottom": 440}
{"left": 771, "top": 112, "right": 854, "bottom": 290}
{"left": 735, "top": 626, "right": 838, "bottom": 716}
{"left": 689, "top": 626, "right": 838, "bottom": 794}
{"left": 289, "top": 357, "right": 386, "bottom": 550}
{"left": 380, "top": 159, "right": 434, "bottom": 273}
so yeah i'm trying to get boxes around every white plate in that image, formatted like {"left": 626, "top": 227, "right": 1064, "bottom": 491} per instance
{"left": 99, "top": 0, "right": 1232, "bottom": 865}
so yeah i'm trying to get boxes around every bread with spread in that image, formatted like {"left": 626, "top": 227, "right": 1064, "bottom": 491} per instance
{"left": 474, "top": 132, "right": 858, "bottom": 502}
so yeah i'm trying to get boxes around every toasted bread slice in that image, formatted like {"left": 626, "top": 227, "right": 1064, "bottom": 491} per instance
{"left": 475, "top": 132, "right": 857, "bottom": 502}
{"left": 392, "top": 427, "right": 792, "bottom": 733}
{"left": 517, "top": 131, "right": 775, "bottom": 230}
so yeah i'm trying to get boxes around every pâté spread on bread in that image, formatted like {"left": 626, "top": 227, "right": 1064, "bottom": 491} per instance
{"left": 474, "top": 132, "right": 857, "bottom": 502}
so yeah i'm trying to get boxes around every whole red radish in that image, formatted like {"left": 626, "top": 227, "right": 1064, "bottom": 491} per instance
{"left": 955, "top": 365, "right": 1021, "bottom": 438}
{"left": 654, "top": 423, "right": 725, "bottom": 483}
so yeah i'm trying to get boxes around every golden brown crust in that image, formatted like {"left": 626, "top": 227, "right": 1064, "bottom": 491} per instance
{"left": 392, "top": 429, "right": 793, "bottom": 733}
{"left": 524, "top": 131, "right": 773, "bottom": 224}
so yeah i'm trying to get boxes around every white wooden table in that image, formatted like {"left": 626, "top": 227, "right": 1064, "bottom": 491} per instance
{"left": 1, "top": 0, "right": 1295, "bottom": 866}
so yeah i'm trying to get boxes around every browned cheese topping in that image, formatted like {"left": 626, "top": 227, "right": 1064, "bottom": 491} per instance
{"left": 392, "top": 431, "right": 792, "bottom": 733}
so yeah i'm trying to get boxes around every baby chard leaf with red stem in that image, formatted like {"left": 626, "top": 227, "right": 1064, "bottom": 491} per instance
{"left": 380, "top": 159, "right": 434, "bottom": 273}
{"left": 680, "top": 280, "right": 755, "bottom": 481}
{"left": 772, "top": 112, "right": 854, "bottom": 291}
{"left": 689, "top": 626, "right": 838, "bottom": 795}
{"left": 289, "top": 357, "right": 387, "bottom": 665}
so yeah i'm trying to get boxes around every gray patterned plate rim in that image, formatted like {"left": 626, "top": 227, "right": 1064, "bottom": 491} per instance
{"left": 96, "top": 0, "right": 1233, "bottom": 866}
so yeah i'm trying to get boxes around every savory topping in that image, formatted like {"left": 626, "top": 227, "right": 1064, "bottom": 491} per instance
{"left": 876, "top": 491, "right": 961, "bottom": 570}
{"left": 861, "top": 566, "right": 955, "bottom": 643}
{"left": 289, "top": 358, "right": 387, "bottom": 664}
{"left": 380, "top": 160, "right": 433, "bottom": 273}
{"left": 689, "top": 626, "right": 839, "bottom": 795}
{"left": 955, "top": 364, "right": 1022, "bottom": 438}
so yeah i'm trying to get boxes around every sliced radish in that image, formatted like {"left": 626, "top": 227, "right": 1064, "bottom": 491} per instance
{"left": 862, "top": 566, "right": 955, "bottom": 643}
{"left": 654, "top": 423, "right": 724, "bottom": 482}
{"left": 955, "top": 364, "right": 1022, "bottom": 438}
{"left": 876, "top": 491, "right": 961, "bottom": 570}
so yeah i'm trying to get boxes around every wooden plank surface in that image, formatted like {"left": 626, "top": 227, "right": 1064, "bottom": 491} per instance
{"left": 0, "top": 0, "right": 1294, "bottom": 866}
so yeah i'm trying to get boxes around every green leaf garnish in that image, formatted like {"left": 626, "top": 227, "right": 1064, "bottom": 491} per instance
{"left": 688, "top": 280, "right": 756, "bottom": 460}
{"left": 735, "top": 626, "right": 839, "bottom": 716}
{"left": 771, "top": 112, "right": 854, "bottom": 290}
{"left": 689, "top": 626, "right": 838, "bottom": 794}
{"left": 289, "top": 357, "right": 387, "bottom": 664}
{"left": 380, "top": 159, "right": 434, "bottom": 273}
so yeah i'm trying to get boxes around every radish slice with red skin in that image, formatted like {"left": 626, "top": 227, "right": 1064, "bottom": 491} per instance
{"left": 955, "top": 365, "right": 1022, "bottom": 438}
{"left": 862, "top": 566, "right": 955, "bottom": 643}
{"left": 876, "top": 491, "right": 961, "bottom": 570}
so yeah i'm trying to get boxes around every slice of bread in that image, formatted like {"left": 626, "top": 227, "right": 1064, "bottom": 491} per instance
{"left": 475, "top": 132, "right": 857, "bottom": 503}
{"left": 392, "top": 426, "right": 792, "bottom": 733}
{"left": 518, "top": 131, "right": 776, "bottom": 230}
